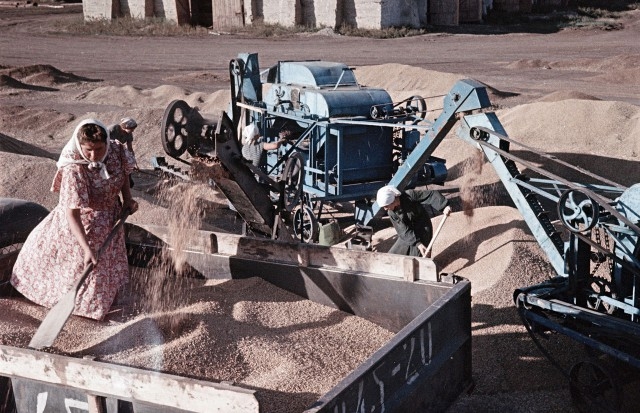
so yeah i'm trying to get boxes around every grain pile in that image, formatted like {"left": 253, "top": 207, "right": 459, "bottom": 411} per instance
{"left": 0, "top": 276, "right": 394, "bottom": 412}
{"left": 1, "top": 47, "right": 639, "bottom": 412}
{"left": 0, "top": 169, "right": 396, "bottom": 412}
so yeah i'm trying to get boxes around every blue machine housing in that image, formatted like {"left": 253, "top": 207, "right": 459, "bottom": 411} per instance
{"left": 234, "top": 55, "right": 446, "bottom": 207}
{"left": 261, "top": 60, "right": 397, "bottom": 198}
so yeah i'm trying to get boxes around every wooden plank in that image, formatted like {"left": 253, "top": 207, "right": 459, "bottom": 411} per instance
{"left": 132, "top": 224, "right": 438, "bottom": 281}
{"left": 0, "top": 345, "right": 259, "bottom": 413}
{"left": 87, "top": 393, "right": 106, "bottom": 413}
{"left": 403, "top": 256, "right": 417, "bottom": 281}
{"left": 211, "top": 0, "right": 244, "bottom": 29}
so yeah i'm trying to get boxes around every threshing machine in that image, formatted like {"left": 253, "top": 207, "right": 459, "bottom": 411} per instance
{"left": 156, "top": 52, "right": 453, "bottom": 243}
{"left": 155, "top": 52, "right": 640, "bottom": 412}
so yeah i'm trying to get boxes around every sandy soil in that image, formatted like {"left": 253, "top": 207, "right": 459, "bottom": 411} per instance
{"left": 1, "top": 3, "right": 640, "bottom": 412}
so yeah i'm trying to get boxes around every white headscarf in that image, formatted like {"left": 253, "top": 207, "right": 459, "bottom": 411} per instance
{"left": 242, "top": 123, "right": 260, "bottom": 145}
{"left": 376, "top": 185, "right": 401, "bottom": 207}
{"left": 51, "top": 119, "right": 110, "bottom": 192}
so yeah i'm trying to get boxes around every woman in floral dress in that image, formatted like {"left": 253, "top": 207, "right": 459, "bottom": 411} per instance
{"left": 11, "top": 119, "right": 138, "bottom": 320}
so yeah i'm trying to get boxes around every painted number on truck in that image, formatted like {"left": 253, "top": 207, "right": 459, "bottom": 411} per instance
{"left": 11, "top": 379, "right": 93, "bottom": 413}
{"left": 329, "top": 322, "right": 434, "bottom": 412}
{"left": 34, "top": 392, "right": 89, "bottom": 413}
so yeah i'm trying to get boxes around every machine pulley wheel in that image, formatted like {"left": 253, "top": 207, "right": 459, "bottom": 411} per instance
{"left": 292, "top": 204, "right": 319, "bottom": 243}
{"left": 161, "top": 100, "right": 192, "bottom": 158}
{"left": 282, "top": 152, "right": 305, "bottom": 212}
{"left": 569, "top": 359, "right": 622, "bottom": 413}
{"left": 558, "top": 189, "right": 600, "bottom": 233}
{"left": 470, "top": 127, "right": 490, "bottom": 141}
{"left": 405, "top": 95, "right": 427, "bottom": 120}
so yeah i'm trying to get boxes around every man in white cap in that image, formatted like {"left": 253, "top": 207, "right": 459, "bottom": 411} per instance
{"left": 376, "top": 185, "right": 451, "bottom": 257}
{"left": 241, "top": 123, "right": 286, "bottom": 172}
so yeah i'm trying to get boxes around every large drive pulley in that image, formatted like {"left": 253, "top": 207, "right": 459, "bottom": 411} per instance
{"left": 404, "top": 95, "right": 427, "bottom": 120}
{"left": 161, "top": 100, "right": 193, "bottom": 158}
{"left": 161, "top": 100, "right": 217, "bottom": 159}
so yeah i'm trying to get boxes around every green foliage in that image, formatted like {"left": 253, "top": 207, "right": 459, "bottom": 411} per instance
{"left": 557, "top": 2, "right": 638, "bottom": 30}
{"left": 335, "top": 25, "right": 429, "bottom": 39}
{"left": 218, "top": 21, "right": 322, "bottom": 37}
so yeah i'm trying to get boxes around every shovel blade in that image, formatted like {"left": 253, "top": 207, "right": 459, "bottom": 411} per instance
{"left": 28, "top": 291, "right": 76, "bottom": 350}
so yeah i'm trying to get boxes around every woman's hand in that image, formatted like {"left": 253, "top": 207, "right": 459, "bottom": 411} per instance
{"left": 84, "top": 247, "right": 98, "bottom": 267}
{"left": 67, "top": 208, "right": 95, "bottom": 266}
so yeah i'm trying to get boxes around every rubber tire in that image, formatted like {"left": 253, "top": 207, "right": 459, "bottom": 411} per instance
{"left": 0, "top": 198, "right": 49, "bottom": 248}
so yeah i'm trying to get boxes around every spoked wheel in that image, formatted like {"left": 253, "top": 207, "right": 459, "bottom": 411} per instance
{"left": 569, "top": 359, "right": 622, "bottom": 413}
{"left": 292, "top": 204, "right": 319, "bottom": 243}
{"left": 405, "top": 95, "right": 427, "bottom": 120}
{"left": 558, "top": 189, "right": 599, "bottom": 233}
{"left": 161, "top": 100, "right": 192, "bottom": 158}
{"left": 282, "top": 152, "right": 304, "bottom": 212}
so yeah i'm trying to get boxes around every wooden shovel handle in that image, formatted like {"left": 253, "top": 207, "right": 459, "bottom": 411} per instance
{"left": 423, "top": 212, "right": 449, "bottom": 258}
{"left": 73, "top": 209, "right": 130, "bottom": 290}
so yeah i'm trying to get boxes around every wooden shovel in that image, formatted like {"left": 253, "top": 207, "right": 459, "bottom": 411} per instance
{"left": 29, "top": 209, "right": 129, "bottom": 350}
{"left": 422, "top": 212, "right": 449, "bottom": 258}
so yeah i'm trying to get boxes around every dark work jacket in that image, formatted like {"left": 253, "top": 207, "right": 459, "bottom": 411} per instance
{"left": 109, "top": 124, "right": 133, "bottom": 145}
{"left": 387, "top": 188, "right": 449, "bottom": 256}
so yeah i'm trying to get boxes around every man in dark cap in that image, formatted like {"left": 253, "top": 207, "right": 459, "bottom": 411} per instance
{"left": 109, "top": 117, "right": 138, "bottom": 187}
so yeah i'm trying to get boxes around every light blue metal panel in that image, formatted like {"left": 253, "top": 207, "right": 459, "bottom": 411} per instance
{"left": 613, "top": 183, "right": 640, "bottom": 304}
{"left": 265, "top": 87, "right": 392, "bottom": 119}
{"left": 278, "top": 61, "right": 358, "bottom": 87}
{"left": 446, "top": 78, "right": 492, "bottom": 112}
{"left": 306, "top": 89, "right": 393, "bottom": 118}
{"left": 237, "top": 53, "right": 261, "bottom": 102}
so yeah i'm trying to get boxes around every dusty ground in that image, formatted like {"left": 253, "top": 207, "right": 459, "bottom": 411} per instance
{"left": 1, "top": 2, "right": 640, "bottom": 412}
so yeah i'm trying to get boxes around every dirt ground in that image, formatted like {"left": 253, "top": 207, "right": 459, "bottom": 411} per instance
{"left": 1, "top": 2, "right": 640, "bottom": 413}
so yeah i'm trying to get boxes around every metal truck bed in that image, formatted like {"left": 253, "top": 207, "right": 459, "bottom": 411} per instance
{"left": 0, "top": 218, "right": 472, "bottom": 413}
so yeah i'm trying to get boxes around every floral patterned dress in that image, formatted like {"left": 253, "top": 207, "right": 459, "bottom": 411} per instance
{"left": 11, "top": 140, "right": 136, "bottom": 320}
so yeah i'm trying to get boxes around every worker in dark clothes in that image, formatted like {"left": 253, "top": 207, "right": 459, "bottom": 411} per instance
{"left": 109, "top": 117, "right": 138, "bottom": 188}
{"left": 376, "top": 185, "right": 451, "bottom": 257}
